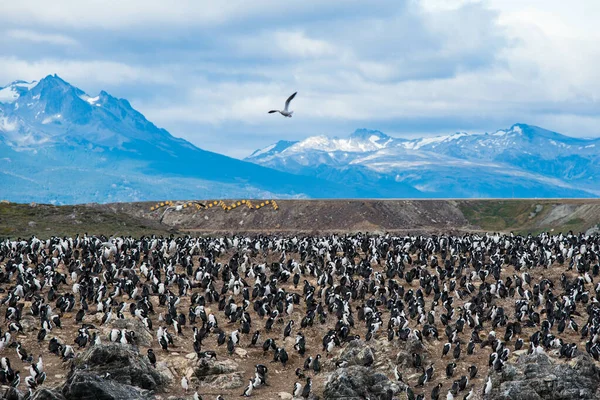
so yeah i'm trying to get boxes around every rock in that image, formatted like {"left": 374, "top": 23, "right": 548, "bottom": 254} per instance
{"left": 235, "top": 347, "right": 248, "bottom": 357}
{"left": 185, "top": 353, "right": 197, "bottom": 360}
{"left": 207, "top": 373, "right": 244, "bottom": 389}
{"left": 195, "top": 358, "right": 239, "bottom": 376}
{"left": 337, "top": 340, "right": 374, "bottom": 367}
{"left": 156, "top": 362, "right": 176, "bottom": 381}
{"left": 111, "top": 319, "right": 154, "bottom": 347}
{"left": 20, "top": 315, "right": 38, "bottom": 333}
{"left": 67, "top": 343, "right": 169, "bottom": 397}
{"left": 194, "top": 358, "right": 244, "bottom": 389}
{"left": 396, "top": 337, "right": 427, "bottom": 369}
{"left": 486, "top": 353, "right": 600, "bottom": 400}
{"left": 323, "top": 366, "right": 401, "bottom": 400}
{"left": 0, "top": 386, "right": 24, "bottom": 400}
{"left": 279, "top": 392, "right": 293, "bottom": 400}
{"left": 31, "top": 388, "right": 66, "bottom": 400}
{"left": 63, "top": 371, "right": 152, "bottom": 400}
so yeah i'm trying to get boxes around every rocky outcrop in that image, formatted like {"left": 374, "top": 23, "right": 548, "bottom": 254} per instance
{"left": 63, "top": 372, "right": 152, "bottom": 400}
{"left": 0, "top": 387, "right": 23, "bottom": 400}
{"left": 486, "top": 353, "right": 600, "bottom": 400}
{"left": 194, "top": 358, "right": 244, "bottom": 389}
{"left": 395, "top": 337, "right": 427, "bottom": 369}
{"left": 31, "top": 389, "right": 66, "bottom": 400}
{"left": 323, "top": 366, "right": 400, "bottom": 400}
{"left": 62, "top": 343, "right": 169, "bottom": 400}
{"left": 337, "top": 340, "right": 375, "bottom": 367}
{"left": 110, "top": 318, "right": 154, "bottom": 347}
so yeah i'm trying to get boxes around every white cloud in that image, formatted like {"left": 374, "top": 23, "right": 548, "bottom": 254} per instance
{"left": 0, "top": 57, "right": 175, "bottom": 88}
{"left": 2, "top": 0, "right": 600, "bottom": 158}
{"left": 0, "top": 0, "right": 379, "bottom": 30}
{"left": 273, "top": 31, "right": 338, "bottom": 58}
{"left": 6, "top": 29, "right": 79, "bottom": 46}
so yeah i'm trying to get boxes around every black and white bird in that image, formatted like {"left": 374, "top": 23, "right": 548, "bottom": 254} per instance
{"left": 293, "top": 381, "right": 302, "bottom": 397}
{"left": 147, "top": 349, "right": 156, "bottom": 368}
{"left": 483, "top": 376, "right": 492, "bottom": 396}
{"left": 268, "top": 92, "right": 297, "bottom": 118}
{"left": 242, "top": 379, "right": 254, "bottom": 397}
{"left": 301, "top": 377, "right": 312, "bottom": 398}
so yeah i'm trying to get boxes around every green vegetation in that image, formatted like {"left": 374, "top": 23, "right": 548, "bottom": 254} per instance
{"left": 458, "top": 200, "right": 542, "bottom": 232}
{"left": 458, "top": 200, "right": 597, "bottom": 235}
{"left": 0, "top": 202, "right": 176, "bottom": 239}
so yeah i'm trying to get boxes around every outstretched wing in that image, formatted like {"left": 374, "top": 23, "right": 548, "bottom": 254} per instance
{"left": 284, "top": 92, "right": 297, "bottom": 112}
{"left": 268, "top": 110, "right": 279, "bottom": 114}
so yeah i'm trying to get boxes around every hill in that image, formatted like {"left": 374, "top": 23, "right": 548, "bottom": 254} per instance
{"left": 2, "top": 199, "right": 600, "bottom": 239}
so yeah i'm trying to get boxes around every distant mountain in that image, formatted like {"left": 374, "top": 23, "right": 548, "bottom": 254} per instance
{"left": 3, "top": 75, "right": 596, "bottom": 203}
{"left": 0, "top": 75, "right": 362, "bottom": 204}
{"left": 246, "top": 124, "right": 600, "bottom": 198}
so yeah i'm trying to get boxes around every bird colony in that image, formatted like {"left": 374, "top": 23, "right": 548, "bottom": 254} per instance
{"left": 0, "top": 231, "right": 599, "bottom": 400}
{"left": 150, "top": 200, "right": 279, "bottom": 213}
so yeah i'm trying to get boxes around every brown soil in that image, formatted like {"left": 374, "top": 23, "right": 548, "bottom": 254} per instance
{"left": 4, "top": 199, "right": 600, "bottom": 239}
{"left": 2, "top": 239, "right": 595, "bottom": 400}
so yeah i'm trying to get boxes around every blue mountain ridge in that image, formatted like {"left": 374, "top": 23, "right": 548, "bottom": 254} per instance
{"left": 1, "top": 74, "right": 597, "bottom": 203}
{"left": 0, "top": 75, "right": 365, "bottom": 204}
{"left": 246, "top": 124, "right": 600, "bottom": 198}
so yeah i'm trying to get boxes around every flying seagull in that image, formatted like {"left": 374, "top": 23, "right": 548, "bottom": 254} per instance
{"left": 268, "top": 92, "right": 297, "bottom": 117}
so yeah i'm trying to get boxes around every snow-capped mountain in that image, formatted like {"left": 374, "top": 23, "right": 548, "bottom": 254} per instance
{"left": 3, "top": 74, "right": 596, "bottom": 203}
{"left": 246, "top": 125, "right": 600, "bottom": 198}
{"left": 0, "top": 75, "right": 360, "bottom": 204}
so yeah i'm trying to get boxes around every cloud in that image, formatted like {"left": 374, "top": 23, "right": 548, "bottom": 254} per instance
{"left": 0, "top": 0, "right": 391, "bottom": 30}
{"left": 6, "top": 29, "right": 79, "bottom": 46}
{"left": 2, "top": 0, "right": 600, "bottom": 158}
{"left": 0, "top": 57, "right": 175, "bottom": 89}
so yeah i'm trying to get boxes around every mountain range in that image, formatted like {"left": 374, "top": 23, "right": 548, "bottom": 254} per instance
{"left": 246, "top": 125, "right": 600, "bottom": 198}
{"left": 0, "top": 74, "right": 598, "bottom": 204}
{"left": 0, "top": 75, "right": 360, "bottom": 204}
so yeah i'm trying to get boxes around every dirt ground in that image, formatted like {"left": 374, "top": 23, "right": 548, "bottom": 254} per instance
{"left": 1, "top": 236, "right": 596, "bottom": 400}
{"left": 4, "top": 199, "right": 600, "bottom": 239}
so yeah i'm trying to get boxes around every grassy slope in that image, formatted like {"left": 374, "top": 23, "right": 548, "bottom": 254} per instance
{"left": 0, "top": 202, "right": 176, "bottom": 239}
{"left": 1, "top": 199, "right": 599, "bottom": 239}
{"left": 456, "top": 200, "right": 598, "bottom": 235}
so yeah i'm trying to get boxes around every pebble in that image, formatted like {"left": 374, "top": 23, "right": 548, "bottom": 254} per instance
{"left": 235, "top": 347, "right": 248, "bottom": 357}
{"left": 185, "top": 352, "right": 197, "bottom": 360}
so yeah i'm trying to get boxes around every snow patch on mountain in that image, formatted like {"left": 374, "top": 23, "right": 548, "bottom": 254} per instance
{"left": 402, "top": 132, "right": 471, "bottom": 150}
{"left": 0, "top": 87, "right": 19, "bottom": 103}
{"left": 246, "top": 123, "right": 600, "bottom": 198}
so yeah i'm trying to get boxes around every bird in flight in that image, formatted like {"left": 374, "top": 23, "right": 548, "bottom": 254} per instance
{"left": 268, "top": 92, "right": 297, "bottom": 118}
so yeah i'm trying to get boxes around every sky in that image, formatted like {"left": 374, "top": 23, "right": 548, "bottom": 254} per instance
{"left": 1, "top": 0, "right": 599, "bottom": 159}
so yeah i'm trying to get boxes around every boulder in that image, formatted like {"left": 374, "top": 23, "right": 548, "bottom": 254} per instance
{"left": 63, "top": 371, "right": 152, "bottom": 400}
{"left": 323, "top": 366, "right": 401, "bottom": 400}
{"left": 155, "top": 361, "right": 176, "bottom": 381}
{"left": 486, "top": 353, "right": 600, "bottom": 400}
{"left": 31, "top": 389, "right": 66, "bottom": 400}
{"left": 0, "top": 386, "right": 24, "bottom": 400}
{"left": 62, "top": 343, "right": 170, "bottom": 400}
{"left": 20, "top": 315, "right": 39, "bottom": 333}
{"left": 110, "top": 318, "right": 154, "bottom": 347}
{"left": 71, "top": 343, "right": 168, "bottom": 390}
{"left": 194, "top": 358, "right": 244, "bottom": 389}
{"left": 337, "top": 340, "right": 374, "bottom": 367}
{"left": 396, "top": 337, "right": 427, "bottom": 369}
